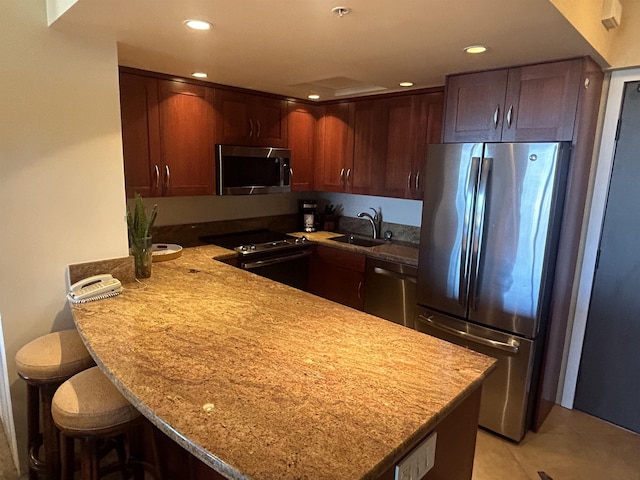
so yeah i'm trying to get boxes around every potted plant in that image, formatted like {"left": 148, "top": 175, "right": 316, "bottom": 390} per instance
{"left": 126, "top": 194, "right": 157, "bottom": 278}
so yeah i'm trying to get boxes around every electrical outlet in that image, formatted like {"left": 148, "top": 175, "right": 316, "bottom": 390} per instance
{"left": 395, "top": 432, "right": 437, "bottom": 480}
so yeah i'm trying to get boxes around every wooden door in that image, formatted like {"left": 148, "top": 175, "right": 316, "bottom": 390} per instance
{"left": 157, "top": 80, "right": 216, "bottom": 196}
{"left": 316, "top": 103, "right": 355, "bottom": 192}
{"left": 412, "top": 91, "right": 444, "bottom": 199}
{"left": 308, "top": 246, "right": 365, "bottom": 310}
{"left": 352, "top": 100, "right": 388, "bottom": 195}
{"left": 252, "top": 95, "right": 288, "bottom": 147}
{"left": 119, "top": 72, "right": 161, "bottom": 198}
{"left": 381, "top": 95, "right": 416, "bottom": 198}
{"left": 502, "top": 59, "right": 582, "bottom": 142}
{"left": 574, "top": 80, "right": 640, "bottom": 434}
{"left": 443, "top": 69, "right": 508, "bottom": 143}
{"left": 287, "top": 101, "right": 318, "bottom": 191}
{"left": 214, "top": 90, "right": 253, "bottom": 145}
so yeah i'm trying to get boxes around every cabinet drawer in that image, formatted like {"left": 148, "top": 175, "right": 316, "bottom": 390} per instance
{"left": 313, "top": 245, "right": 366, "bottom": 272}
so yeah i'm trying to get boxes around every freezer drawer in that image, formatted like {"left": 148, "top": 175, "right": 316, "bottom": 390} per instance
{"left": 415, "top": 306, "right": 535, "bottom": 442}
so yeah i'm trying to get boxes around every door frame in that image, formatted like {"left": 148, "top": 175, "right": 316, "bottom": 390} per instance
{"left": 561, "top": 68, "right": 640, "bottom": 408}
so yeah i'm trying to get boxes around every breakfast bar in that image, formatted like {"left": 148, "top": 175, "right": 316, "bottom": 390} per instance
{"left": 69, "top": 246, "right": 496, "bottom": 480}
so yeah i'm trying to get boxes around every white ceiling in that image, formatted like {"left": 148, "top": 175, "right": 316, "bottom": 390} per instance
{"left": 50, "top": 0, "right": 606, "bottom": 100}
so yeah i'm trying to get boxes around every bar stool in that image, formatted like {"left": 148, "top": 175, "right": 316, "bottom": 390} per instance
{"left": 52, "top": 366, "right": 163, "bottom": 480}
{"left": 15, "top": 329, "right": 95, "bottom": 480}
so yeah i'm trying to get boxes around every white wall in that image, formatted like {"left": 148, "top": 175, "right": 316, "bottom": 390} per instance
{"left": 561, "top": 68, "right": 640, "bottom": 407}
{"left": 0, "top": 0, "right": 128, "bottom": 472}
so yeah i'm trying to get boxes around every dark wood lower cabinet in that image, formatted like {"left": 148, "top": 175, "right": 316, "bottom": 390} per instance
{"left": 307, "top": 245, "right": 366, "bottom": 310}
{"left": 145, "top": 386, "right": 482, "bottom": 480}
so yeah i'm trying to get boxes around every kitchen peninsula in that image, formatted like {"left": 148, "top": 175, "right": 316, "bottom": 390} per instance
{"left": 69, "top": 245, "right": 496, "bottom": 480}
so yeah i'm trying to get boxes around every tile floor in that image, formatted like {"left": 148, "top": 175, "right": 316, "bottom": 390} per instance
{"left": 472, "top": 405, "right": 640, "bottom": 480}
{"left": 1, "top": 405, "right": 639, "bottom": 479}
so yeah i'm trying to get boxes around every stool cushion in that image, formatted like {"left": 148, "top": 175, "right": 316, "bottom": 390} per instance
{"left": 52, "top": 366, "right": 140, "bottom": 433}
{"left": 15, "top": 329, "right": 94, "bottom": 382}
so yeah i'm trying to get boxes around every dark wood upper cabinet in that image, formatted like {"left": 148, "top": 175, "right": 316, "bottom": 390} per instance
{"left": 444, "top": 58, "right": 583, "bottom": 143}
{"left": 157, "top": 80, "right": 216, "bottom": 196}
{"left": 382, "top": 92, "right": 443, "bottom": 199}
{"left": 502, "top": 60, "right": 582, "bottom": 142}
{"left": 315, "top": 102, "right": 355, "bottom": 192}
{"left": 119, "top": 72, "right": 162, "bottom": 198}
{"left": 287, "top": 101, "right": 320, "bottom": 192}
{"left": 352, "top": 100, "right": 388, "bottom": 195}
{"left": 215, "top": 90, "right": 287, "bottom": 147}
{"left": 120, "top": 72, "right": 215, "bottom": 197}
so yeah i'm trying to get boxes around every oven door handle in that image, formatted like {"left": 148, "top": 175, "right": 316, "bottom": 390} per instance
{"left": 417, "top": 315, "right": 520, "bottom": 354}
{"left": 242, "top": 250, "right": 311, "bottom": 269}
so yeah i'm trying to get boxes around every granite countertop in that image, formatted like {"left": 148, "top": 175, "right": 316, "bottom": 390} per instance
{"left": 288, "top": 231, "right": 420, "bottom": 267}
{"left": 70, "top": 245, "right": 494, "bottom": 480}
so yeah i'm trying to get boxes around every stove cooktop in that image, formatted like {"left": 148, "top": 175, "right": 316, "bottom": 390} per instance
{"left": 199, "top": 229, "right": 309, "bottom": 255}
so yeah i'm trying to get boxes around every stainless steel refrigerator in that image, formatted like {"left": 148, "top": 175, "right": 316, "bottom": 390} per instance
{"left": 414, "top": 142, "right": 570, "bottom": 442}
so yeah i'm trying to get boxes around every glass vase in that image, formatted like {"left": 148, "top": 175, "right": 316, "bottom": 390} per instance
{"left": 131, "top": 236, "right": 152, "bottom": 279}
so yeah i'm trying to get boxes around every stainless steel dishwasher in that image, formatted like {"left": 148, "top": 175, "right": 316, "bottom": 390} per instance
{"left": 364, "top": 258, "right": 417, "bottom": 328}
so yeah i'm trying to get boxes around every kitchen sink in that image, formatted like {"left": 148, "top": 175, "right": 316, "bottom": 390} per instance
{"left": 331, "top": 234, "right": 386, "bottom": 247}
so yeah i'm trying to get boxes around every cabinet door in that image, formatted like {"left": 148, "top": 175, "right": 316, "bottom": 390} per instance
{"left": 501, "top": 59, "right": 582, "bottom": 142}
{"left": 253, "top": 96, "right": 288, "bottom": 147}
{"left": 412, "top": 91, "right": 444, "bottom": 199}
{"left": 308, "top": 246, "right": 365, "bottom": 310}
{"left": 382, "top": 96, "right": 419, "bottom": 198}
{"left": 215, "top": 90, "right": 253, "bottom": 146}
{"left": 119, "top": 73, "right": 162, "bottom": 198}
{"left": 157, "top": 80, "right": 215, "bottom": 196}
{"left": 352, "top": 100, "right": 388, "bottom": 195}
{"left": 287, "top": 101, "right": 318, "bottom": 191}
{"left": 443, "top": 69, "right": 508, "bottom": 143}
{"left": 316, "top": 103, "right": 355, "bottom": 192}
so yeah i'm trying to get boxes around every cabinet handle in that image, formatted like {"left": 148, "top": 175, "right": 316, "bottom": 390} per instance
{"left": 415, "top": 170, "right": 420, "bottom": 190}
{"left": 165, "top": 165, "right": 170, "bottom": 190}
{"left": 407, "top": 172, "right": 412, "bottom": 191}
{"left": 506, "top": 105, "right": 513, "bottom": 128}
{"left": 290, "top": 167, "right": 294, "bottom": 180}
{"left": 256, "top": 120, "right": 261, "bottom": 138}
{"left": 357, "top": 281, "right": 363, "bottom": 302}
{"left": 346, "top": 168, "right": 351, "bottom": 187}
{"left": 340, "top": 168, "right": 345, "bottom": 186}
{"left": 493, "top": 105, "right": 500, "bottom": 129}
{"left": 154, "top": 165, "right": 160, "bottom": 191}
{"left": 249, "top": 119, "right": 254, "bottom": 137}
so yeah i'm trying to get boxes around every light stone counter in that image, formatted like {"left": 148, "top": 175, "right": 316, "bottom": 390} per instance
{"left": 70, "top": 245, "right": 494, "bottom": 480}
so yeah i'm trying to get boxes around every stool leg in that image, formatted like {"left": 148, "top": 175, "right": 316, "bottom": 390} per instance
{"left": 41, "top": 383, "right": 61, "bottom": 480}
{"left": 81, "top": 437, "right": 99, "bottom": 480}
{"left": 26, "top": 383, "right": 41, "bottom": 480}
{"left": 60, "top": 432, "right": 75, "bottom": 480}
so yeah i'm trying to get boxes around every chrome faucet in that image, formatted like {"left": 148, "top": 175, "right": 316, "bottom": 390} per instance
{"left": 357, "top": 208, "right": 380, "bottom": 239}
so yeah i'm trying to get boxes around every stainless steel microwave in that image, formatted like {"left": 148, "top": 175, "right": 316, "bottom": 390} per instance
{"left": 215, "top": 145, "right": 292, "bottom": 195}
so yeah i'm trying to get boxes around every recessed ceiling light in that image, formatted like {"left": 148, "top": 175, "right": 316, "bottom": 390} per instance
{"left": 308, "top": 94, "right": 320, "bottom": 100}
{"left": 399, "top": 82, "right": 414, "bottom": 87}
{"left": 184, "top": 19, "right": 212, "bottom": 31}
{"left": 464, "top": 45, "right": 487, "bottom": 54}
{"left": 192, "top": 72, "right": 208, "bottom": 79}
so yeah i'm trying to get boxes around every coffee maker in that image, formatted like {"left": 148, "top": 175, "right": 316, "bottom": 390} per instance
{"left": 300, "top": 200, "right": 317, "bottom": 232}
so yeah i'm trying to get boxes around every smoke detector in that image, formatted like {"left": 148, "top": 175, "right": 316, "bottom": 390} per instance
{"left": 332, "top": 6, "right": 351, "bottom": 17}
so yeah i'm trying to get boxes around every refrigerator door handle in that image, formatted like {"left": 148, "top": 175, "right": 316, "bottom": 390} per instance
{"left": 469, "top": 157, "right": 492, "bottom": 311}
{"left": 460, "top": 156, "right": 481, "bottom": 307}
{"left": 418, "top": 314, "right": 520, "bottom": 354}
